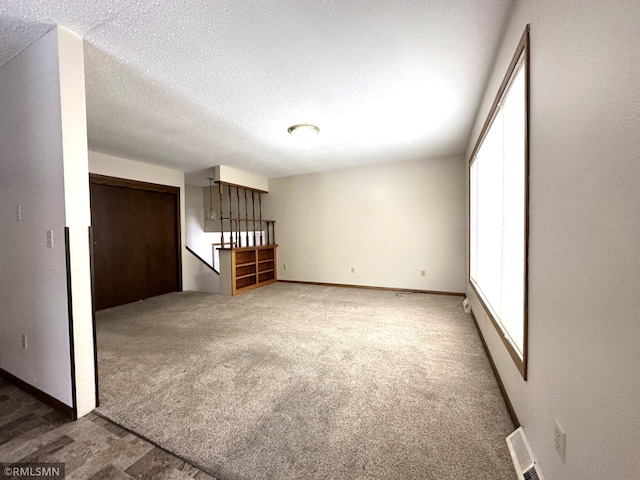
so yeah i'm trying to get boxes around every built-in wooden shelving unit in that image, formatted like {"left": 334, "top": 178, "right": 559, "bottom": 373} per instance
{"left": 219, "top": 244, "right": 277, "bottom": 295}
{"left": 213, "top": 181, "right": 278, "bottom": 296}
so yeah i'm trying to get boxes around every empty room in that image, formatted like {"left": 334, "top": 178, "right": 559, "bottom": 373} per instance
{"left": 1, "top": 1, "right": 639, "bottom": 480}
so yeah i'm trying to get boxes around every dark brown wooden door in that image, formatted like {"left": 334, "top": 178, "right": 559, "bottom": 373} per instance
{"left": 90, "top": 176, "right": 181, "bottom": 310}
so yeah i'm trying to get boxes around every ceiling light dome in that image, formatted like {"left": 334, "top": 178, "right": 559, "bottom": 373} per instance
{"left": 287, "top": 124, "right": 319, "bottom": 140}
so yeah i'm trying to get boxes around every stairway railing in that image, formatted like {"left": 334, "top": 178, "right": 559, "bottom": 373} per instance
{"left": 214, "top": 182, "right": 276, "bottom": 248}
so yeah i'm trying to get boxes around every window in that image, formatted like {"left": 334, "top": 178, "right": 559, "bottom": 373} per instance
{"left": 469, "top": 26, "right": 529, "bottom": 379}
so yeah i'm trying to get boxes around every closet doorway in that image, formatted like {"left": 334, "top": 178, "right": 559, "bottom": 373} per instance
{"left": 89, "top": 174, "right": 182, "bottom": 310}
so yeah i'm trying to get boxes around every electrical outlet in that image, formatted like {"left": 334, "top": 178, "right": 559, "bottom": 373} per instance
{"left": 21, "top": 334, "right": 27, "bottom": 350}
{"left": 555, "top": 419, "right": 566, "bottom": 462}
{"left": 283, "top": 263, "right": 287, "bottom": 270}
{"left": 351, "top": 267, "right": 355, "bottom": 273}
{"left": 15, "top": 204, "right": 21, "bottom": 221}
{"left": 420, "top": 270, "right": 426, "bottom": 277}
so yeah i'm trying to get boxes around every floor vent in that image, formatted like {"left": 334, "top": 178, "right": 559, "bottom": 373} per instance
{"left": 523, "top": 465, "right": 541, "bottom": 480}
{"left": 506, "top": 427, "right": 546, "bottom": 480}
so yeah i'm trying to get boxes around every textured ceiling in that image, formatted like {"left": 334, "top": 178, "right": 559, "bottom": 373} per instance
{"left": 0, "top": 0, "right": 514, "bottom": 183}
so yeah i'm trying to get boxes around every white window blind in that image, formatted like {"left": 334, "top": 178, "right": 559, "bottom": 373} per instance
{"left": 470, "top": 56, "right": 526, "bottom": 357}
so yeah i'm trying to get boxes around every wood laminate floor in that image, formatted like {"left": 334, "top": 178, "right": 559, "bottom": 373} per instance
{"left": 0, "top": 377, "right": 217, "bottom": 480}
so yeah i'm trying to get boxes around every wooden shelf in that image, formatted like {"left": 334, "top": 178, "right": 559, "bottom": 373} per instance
{"left": 236, "top": 272, "right": 258, "bottom": 280}
{"left": 218, "top": 244, "right": 278, "bottom": 295}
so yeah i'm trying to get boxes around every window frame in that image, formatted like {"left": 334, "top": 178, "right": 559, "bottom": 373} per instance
{"left": 468, "top": 25, "right": 530, "bottom": 380}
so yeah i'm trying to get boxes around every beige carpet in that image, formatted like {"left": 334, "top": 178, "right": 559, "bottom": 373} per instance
{"left": 95, "top": 282, "right": 515, "bottom": 480}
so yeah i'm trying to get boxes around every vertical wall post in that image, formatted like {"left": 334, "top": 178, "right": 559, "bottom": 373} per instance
{"left": 228, "top": 183, "right": 233, "bottom": 247}
{"left": 236, "top": 186, "right": 241, "bottom": 247}
{"left": 244, "top": 188, "right": 249, "bottom": 248}
{"left": 258, "top": 192, "right": 263, "bottom": 245}
{"left": 251, "top": 191, "right": 257, "bottom": 247}
{"left": 219, "top": 183, "right": 224, "bottom": 248}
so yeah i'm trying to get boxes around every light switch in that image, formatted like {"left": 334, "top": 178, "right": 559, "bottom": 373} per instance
{"left": 46, "top": 230, "right": 54, "bottom": 248}
{"left": 15, "top": 204, "right": 21, "bottom": 221}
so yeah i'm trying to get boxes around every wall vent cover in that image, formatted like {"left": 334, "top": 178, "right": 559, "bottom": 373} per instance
{"left": 523, "top": 465, "right": 541, "bottom": 480}
{"left": 506, "top": 427, "right": 546, "bottom": 480}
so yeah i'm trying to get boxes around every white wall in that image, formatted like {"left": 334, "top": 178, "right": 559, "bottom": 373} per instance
{"left": 264, "top": 157, "right": 466, "bottom": 292}
{"left": 89, "top": 150, "right": 185, "bottom": 194}
{"left": 0, "top": 27, "right": 95, "bottom": 415}
{"left": 215, "top": 165, "right": 268, "bottom": 192}
{"left": 465, "top": 1, "right": 640, "bottom": 479}
{"left": 185, "top": 185, "right": 219, "bottom": 293}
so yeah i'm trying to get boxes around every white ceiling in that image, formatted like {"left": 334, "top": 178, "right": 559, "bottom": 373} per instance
{"left": 0, "top": 1, "right": 513, "bottom": 184}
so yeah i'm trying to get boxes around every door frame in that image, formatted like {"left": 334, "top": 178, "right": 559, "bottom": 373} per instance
{"left": 89, "top": 174, "right": 183, "bottom": 299}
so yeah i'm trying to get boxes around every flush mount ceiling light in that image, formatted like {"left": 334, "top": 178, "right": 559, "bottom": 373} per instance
{"left": 287, "top": 124, "right": 320, "bottom": 140}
